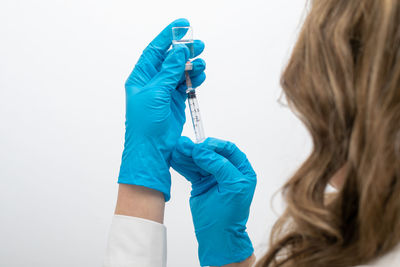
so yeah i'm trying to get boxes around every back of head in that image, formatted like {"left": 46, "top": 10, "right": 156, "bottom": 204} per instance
{"left": 257, "top": 0, "right": 400, "bottom": 266}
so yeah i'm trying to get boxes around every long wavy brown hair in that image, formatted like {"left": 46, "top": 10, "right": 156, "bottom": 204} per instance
{"left": 256, "top": 0, "right": 400, "bottom": 266}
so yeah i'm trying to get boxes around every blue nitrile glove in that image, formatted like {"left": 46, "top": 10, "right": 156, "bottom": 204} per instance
{"left": 118, "top": 18, "right": 206, "bottom": 201}
{"left": 170, "top": 137, "right": 257, "bottom": 266}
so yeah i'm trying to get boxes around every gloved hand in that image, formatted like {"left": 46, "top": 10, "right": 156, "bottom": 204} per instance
{"left": 118, "top": 18, "right": 206, "bottom": 201}
{"left": 170, "top": 137, "right": 257, "bottom": 266}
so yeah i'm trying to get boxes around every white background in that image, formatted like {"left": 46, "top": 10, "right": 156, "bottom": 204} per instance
{"left": 0, "top": 0, "right": 311, "bottom": 266}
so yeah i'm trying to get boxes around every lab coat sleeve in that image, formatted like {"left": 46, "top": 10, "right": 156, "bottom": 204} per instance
{"left": 103, "top": 215, "right": 167, "bottom": 267}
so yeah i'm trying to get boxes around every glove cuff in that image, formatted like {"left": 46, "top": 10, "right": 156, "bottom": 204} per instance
{"left": 118, "top": 139, "right": 171, "bottom": 201}
{"left": 196, "top": 228, "right": 254, "bottom": 266}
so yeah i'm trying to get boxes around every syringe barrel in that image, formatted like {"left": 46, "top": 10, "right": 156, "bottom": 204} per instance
{"left": 187, "top": 90, "right": 205, "bottom": 143}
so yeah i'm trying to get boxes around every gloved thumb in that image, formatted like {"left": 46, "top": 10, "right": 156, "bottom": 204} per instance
{"left": 149, "top": 45, "right": 189, "bottom": 91}
{"left": 192, "top": 144, "right": 244, "bottom": 189}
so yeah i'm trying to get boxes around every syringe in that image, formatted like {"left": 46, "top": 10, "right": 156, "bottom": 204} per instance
{"left": 172, "top": 26, "right": 206, "bottom": 143}
{"left": 185, "top": 71, "right": 205, "bottom": 143}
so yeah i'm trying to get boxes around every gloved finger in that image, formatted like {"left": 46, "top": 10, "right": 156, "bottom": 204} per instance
{"left": 171, "top": 137, "right": 205, "bottom": 181}
{"left": 177, "top": 58, "right": 206, "bottom": 84}
{"left": 192, "top": 143, "right": 245, "bottom": 189}
{"left": 142, "top": 18, "right": 190, "bottom": 67}
{"left": 148, "top": 45, "right": 190, "bottom": 91}
{"left": 171, "top": 137, "right": 216, "bottom": 196}
{"left": 174, "top": 136, "right": 195, "bottom": 157}
{"left": 171, "top": 152, "right": 200, "bottom": 183}
{"left": 200, "top": 138, "right": 256, "bottom": 177}
{"left": 172, "top": 136, "right": 209, "bottom": 176}
{"left": 177, "top": 72, "right": 206, "bottom": 93}
{"left": 188, "top": 58, "right": 206, "bottom": 76}
{"left": 176, "top": 58, "right": 205, "bottom": 90}
{"left": 191, "top": 40, "right": 205, "bottom": 58}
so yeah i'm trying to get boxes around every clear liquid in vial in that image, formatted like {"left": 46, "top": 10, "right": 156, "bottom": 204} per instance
{"left": 172, "top": 39, "right": 194, "bottom": 58}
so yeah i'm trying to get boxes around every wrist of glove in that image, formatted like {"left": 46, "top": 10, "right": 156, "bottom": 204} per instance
{"left": 193, "top": 186, "right": 254, "bottom": 266}
{"left": 118, "top": 135, "right": 172, "bottom": 201}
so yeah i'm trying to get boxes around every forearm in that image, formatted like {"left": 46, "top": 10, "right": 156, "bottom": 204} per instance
{"left": 115, "top": 184, "right": 165, "bottom": 224}
{"left": 217, "top": 254, "right": 256, "bottom": 267}
{"left": 105, "top": 186, "right": 167, "bottom": 267}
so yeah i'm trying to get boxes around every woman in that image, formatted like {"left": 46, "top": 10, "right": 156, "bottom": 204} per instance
{"left": 104, "top": 0, "right": 400, "bottom": 266}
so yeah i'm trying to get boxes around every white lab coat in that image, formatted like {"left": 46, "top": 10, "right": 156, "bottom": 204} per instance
{"left": 103, "top": 215, "right": 400, "bottom": 267}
